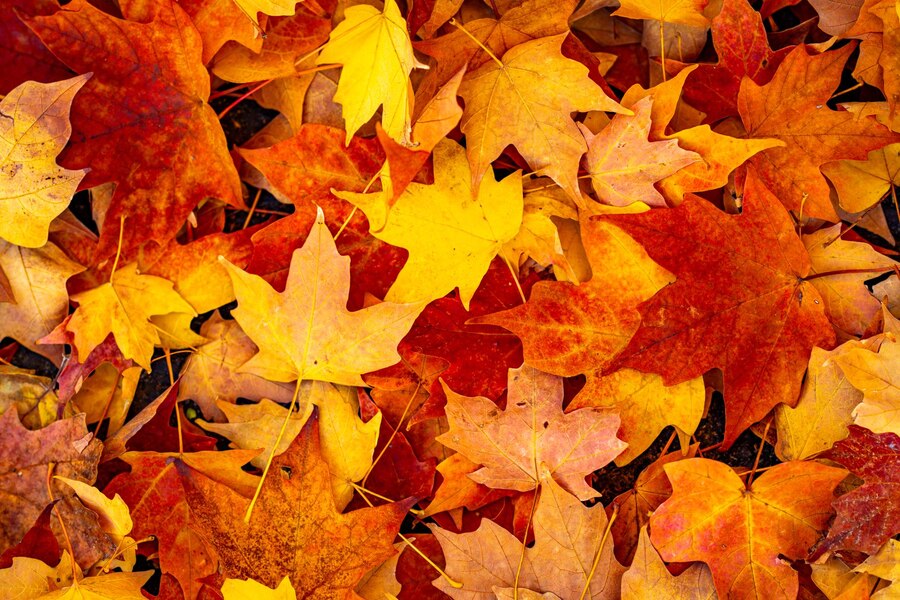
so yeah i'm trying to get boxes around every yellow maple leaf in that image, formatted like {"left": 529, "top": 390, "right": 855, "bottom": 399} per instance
{"left": 219, "top": 208, "right": 425, "bottom": 384}
{"left": 0, "top": 75, "right": 90, "bottom": 248}
{"left": 334, "top": 138, "right": 523, "bottom": 309}
{"left": 316, "top": 0, "right": 426, "bottom": 144}
{"left": 66, "top": 263, "right": 196, "bottom": 371}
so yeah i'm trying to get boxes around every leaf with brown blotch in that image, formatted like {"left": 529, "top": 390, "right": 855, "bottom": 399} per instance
{"left": 813, "top": 426, "right": 900, "bottom": 557}
{"left": 738, "top": 43, "right": 900, "bottom": 221}
{"left": 179, "top": 414, "right": 412, "bottom": 597}
{"left": 621, "top": 527, "right": 716, "bottom": 600}
{"left": 0, "top": 410, "right": 112, "bottom": 569}
{"left": 0, "top": 240, "right": 83, "bottom": 365}
{"left": 26, "top": 0, "right": 242, "bottom": 262}
{"left": 580, "top": 97, "right": 701, "bottom": 208}
{"left": 650, "top": 459, "right": 846, "bottom": 600}
{"left": 602, "top": 169, "right": 835, "bottom": 448}
{"left": 437, "top": 365, "right": 626, "bottom": 500}
{"left": 104, "top": 449, "right": 261, "bottom": 600}
{"left": 432, "top": 475, "right": 625, "bottom": 599}
{"left": 220, "top": 207, "right": 425, "bottom": 384}
{"left": 474, "top": 216, "right": 673, "bottom": 378}
{"left": 0, "top": 75, "right": 90, "bottom": 248}
{"left": 458, "top": 33, "right": 628, "bottom": 202}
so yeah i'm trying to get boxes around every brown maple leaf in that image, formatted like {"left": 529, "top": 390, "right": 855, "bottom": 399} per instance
{"left": 178, "top": 414, "right": 412, "bottom": 597}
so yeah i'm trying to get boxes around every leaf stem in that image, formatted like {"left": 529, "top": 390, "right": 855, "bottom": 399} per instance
{"left": 448, "top": 19, "right": 503, "bottom": 67}
{"left": 46, "top": 463, "right": 78, "bottom": 582}
{"left": 514, "top": 487, "right": 540, "bottom": 600}
{"left": 659, "top": 21, "right": 667, "bottom": 82}
{"left": 242, "top": 188, "right": 263, "bottom": 229}
{"left": 747, "top": 419, "right": 772, "bottom": 487}
{"left": 805, "top": 266, "right": 899, "bottom": 281}
{"left": 217, "top": 79, "right": 273, "bottom": 120}
{"left": 580, "top": 503, "right": 618, "bottom": 600}
{"left": 244, "top": 376, "right": 304, "bottom": 523}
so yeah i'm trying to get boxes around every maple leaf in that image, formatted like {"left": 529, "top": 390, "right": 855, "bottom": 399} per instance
{"left": 104, "top": 449, "right": 261, "bottom": 600}
{"left": 179, "top": 415, "right": 411, "bottom": 596}
{"left": 650, "top": 458, "right": 846, "bottom": 600}
{"left": 458, "top": 33, "right": 627, "bottom": 201}
{"left": 813, "top": 426, "right": 900, "bottom": 556}
{"left": 316, "top": 0, "right": 426, "bottom": 143}
{"left": 0, "top": 411, "right": 111, "bottom": 568}
{"left": 334, "top": 138, "right": 523, "bottom": 308}
{"left": 63, "top": 263, "right": 196, "bottom": 371}
{"left": 0, "top": 240, "right": 83, "bottom": 364}
{"left": 432, "top": 475, "right": 625, "bottom": 599}
{"left": 222, "top": 576, "right": 298, "bottom": 600}
{"left": 854, "top": 539, "right": 900, "bottom": 598}
{"left": 437, "top": 365, "right": 626, "bottom": 500}
{"left": 474, "top": 216, "right": 673, "bottom": 378}
{"left": 668, "top": 0, "right": 790, "bottom": 122}
{"left": 568, "top": 369, "right": 705, "bottom": 466}
{"left": 621, "top": 527, "right": 716, "bottom": 600}
{"left": 837, "top": 341, "right": 900, "bottom": 436}
{"left": 0, "top": 75, "right": 89, "bottom": 248}
{"left": 602, "top": 169, "right": 836, "bottom": 447}
{"left": 580, "top": 97, "right": 701, "bottom": 207}
{"left": 26, "top": 0, "right": 242, "bottom": 260}
{"left": 232, "top": 0, "right": 300, "bottom": 26}
{"left": 738, "top": 43, "right": 900, "bottom": 221}
{"left": 220, "top": 207, "right": 425, "bottom": 384}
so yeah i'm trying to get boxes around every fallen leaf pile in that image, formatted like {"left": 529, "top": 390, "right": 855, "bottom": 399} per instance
{"left": 1, "top": 0, "right": 899, "bottom": 598}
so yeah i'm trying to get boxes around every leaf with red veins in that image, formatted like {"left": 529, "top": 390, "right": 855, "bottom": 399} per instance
{"left": 26, "top": 0, "right": 242, "bottom": 262}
